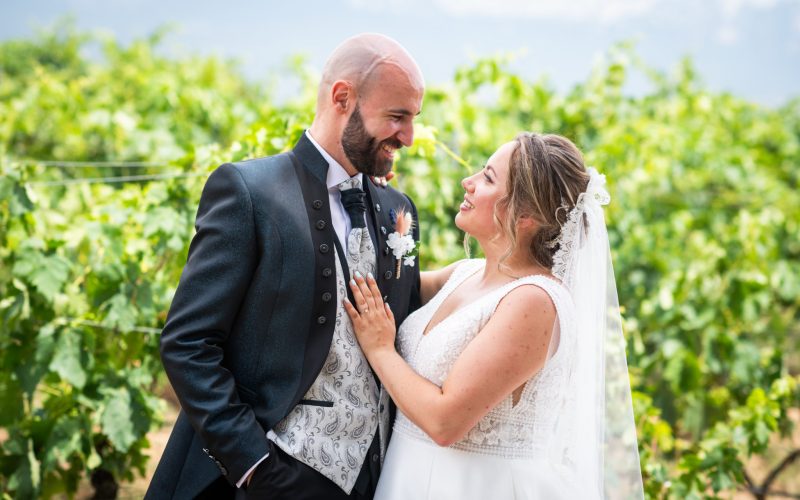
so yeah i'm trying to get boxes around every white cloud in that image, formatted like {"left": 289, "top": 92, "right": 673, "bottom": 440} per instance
{"left": 347, "top": 0, "right": 663, "bottom": 22}
{"left": 714, "top": 0, "right": 790, "bottom": 46}
{"left": 716, "top": 24, "right": 740, "bottom": 44}
{"left": 717, "top": 0, "right": 780, "bottom": 17}
{"left": 433, "top": 0, "right": 661, "bottom": 22}
{"left": 348, "top": 0, "right": 796, "bottom": 30}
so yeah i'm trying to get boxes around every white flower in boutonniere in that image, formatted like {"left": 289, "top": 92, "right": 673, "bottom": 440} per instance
{"left": 387, "top": 207, "right": 418, "bottom": 279}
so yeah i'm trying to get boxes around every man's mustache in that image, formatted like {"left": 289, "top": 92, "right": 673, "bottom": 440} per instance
{"left": 378, "top": 138, "right": 403, "bottom": 150}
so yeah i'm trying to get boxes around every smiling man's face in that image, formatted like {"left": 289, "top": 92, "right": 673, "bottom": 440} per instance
{"left": 341, "top": 63, "right": 423, "bottom": 177}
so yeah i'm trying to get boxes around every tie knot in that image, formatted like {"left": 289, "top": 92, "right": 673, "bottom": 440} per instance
{"left": 338, "top": 177, "right": 367, "bottom": 229}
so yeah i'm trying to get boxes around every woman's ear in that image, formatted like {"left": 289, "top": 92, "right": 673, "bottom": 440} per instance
{"left": 517, "top": 214, "right": 539, "bottom": 233}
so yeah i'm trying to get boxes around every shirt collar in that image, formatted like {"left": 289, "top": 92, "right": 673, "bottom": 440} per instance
{"left": 305, "top": 130, "right": 363, "bottom": 190}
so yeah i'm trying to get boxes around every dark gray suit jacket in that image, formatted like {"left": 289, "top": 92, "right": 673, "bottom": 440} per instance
{"left": 146, "top": 134, "right": 421, "bottom": 499}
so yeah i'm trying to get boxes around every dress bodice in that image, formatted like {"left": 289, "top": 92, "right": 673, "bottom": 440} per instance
{"left": 393, "top": 259, "right": 576, "bottom": 459}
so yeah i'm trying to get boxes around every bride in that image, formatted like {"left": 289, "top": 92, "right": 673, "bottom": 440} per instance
{"left": 345, "top": 132, "right": 644, "bottom": 499}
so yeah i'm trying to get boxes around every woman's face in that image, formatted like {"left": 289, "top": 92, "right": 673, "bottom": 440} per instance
{"left": 455, "top": 141, "right": 515, "bottom": 239}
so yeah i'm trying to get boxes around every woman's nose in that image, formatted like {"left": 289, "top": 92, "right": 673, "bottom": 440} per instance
{"left": 461, "top": 175, "right": 474, "bottom": 191}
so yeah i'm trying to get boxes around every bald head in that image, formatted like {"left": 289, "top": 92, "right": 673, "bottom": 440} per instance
{"left": 317, "top": 33, "right": 424, "bottom": 112}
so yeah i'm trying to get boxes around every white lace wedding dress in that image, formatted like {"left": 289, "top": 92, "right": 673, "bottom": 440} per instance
{"left": 376, "top": 259, "right": 585, "bottom": 500}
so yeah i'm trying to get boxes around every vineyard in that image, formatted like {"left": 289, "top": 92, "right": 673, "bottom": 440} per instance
{"left": 1, "top": 25, "right": 799, "bottom": 499}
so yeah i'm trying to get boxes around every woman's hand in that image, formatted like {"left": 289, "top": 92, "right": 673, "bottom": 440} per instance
{"left": 344, "top": 272, "right": 397, "bottom": 355}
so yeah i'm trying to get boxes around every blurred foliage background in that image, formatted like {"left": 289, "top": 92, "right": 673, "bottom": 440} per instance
{"left": 1, "top": 23, "right": 798, "bottom": 499}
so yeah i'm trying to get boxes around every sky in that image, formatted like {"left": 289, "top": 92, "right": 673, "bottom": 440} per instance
{"left": 2, "top": 0, "right": 799, "bottom": 106}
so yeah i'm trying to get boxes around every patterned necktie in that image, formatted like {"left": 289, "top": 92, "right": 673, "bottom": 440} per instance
{"left": 337, "top": 177, "right": 370, "bottom": 260}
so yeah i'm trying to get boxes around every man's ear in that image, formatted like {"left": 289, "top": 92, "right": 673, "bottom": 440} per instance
{"left": 331, "top": 80, "right": 353, "bottom": 114}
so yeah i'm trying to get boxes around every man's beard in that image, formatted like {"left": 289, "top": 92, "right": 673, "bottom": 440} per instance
{"left": 341, "top": 104, "right": 401, "bottom": 177}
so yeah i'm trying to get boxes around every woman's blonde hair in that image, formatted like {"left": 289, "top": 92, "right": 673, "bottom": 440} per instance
{"left": 494, "top": 132, "right": 590, "bottom": 270}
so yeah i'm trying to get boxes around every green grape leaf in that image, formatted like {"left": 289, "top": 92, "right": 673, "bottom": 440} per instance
{"left": 49, "top": 329, "right": 87, "bottom": 389}
{"left": 12, "top": 249, "right": 71, "bottom": 302}
{"left": 100, "top": 388, "right": 136, "bottom": 452}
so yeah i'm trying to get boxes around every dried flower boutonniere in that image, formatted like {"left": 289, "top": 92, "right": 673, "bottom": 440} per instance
{"left": 387, "top": 207, "right": 418, "bottom": 279}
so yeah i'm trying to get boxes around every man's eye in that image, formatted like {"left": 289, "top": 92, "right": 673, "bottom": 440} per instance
{"left": 390, "top": 115, "right": 402, "bottom": 121}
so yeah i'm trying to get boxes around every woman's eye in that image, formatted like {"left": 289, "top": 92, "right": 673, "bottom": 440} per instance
{"left": 483, "top": 173, "right": 493, "bottom": 183}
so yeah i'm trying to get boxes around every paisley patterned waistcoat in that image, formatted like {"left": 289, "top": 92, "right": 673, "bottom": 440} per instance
{"left": 268, "top": 248, "right": 390, "bottom": 494}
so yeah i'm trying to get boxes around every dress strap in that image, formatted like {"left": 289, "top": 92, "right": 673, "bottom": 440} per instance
{"left": 436, "top": 259, "right": 484, "bottom": 300}
{"left": 490, "top": 275, "right": 572, "bottom": 324}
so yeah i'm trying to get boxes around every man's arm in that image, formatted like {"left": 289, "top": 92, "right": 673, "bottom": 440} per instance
{"left": 160, "top": 163, "right": 269, "bottom": 483}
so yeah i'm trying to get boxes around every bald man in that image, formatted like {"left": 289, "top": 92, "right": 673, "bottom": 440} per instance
{"left": 146, "top": 34, "right": 425, "bottom": 499}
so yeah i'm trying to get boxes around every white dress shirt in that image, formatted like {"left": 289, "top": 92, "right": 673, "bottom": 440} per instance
{"left": 305, "top": 130, "right": 367, "bottom": 249}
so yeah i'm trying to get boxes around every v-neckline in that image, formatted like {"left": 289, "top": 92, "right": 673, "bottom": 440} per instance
{"left": 421, "top": 262, "right": 498, "bottom": 337}
{"left": 420, "top": 260, "right": 563, "bottom": 338}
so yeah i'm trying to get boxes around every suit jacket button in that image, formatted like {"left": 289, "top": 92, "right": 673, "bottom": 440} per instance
{"left": 322, "top": 267, "right": 332, "bottom": 277}
{"left": 317, "top": 316, "right": 327, "bottom": 324}
{"left": 319, "top": 243, "right": 329, "bottom": 254}
{"left": 316, "top": 220, "right": 326, "bottom": 230}
{"left": 372, "top": 453, "right": 379, "bottom": 462}
{"left": 380, "top": 226, "right": 387, "bottom": 235}
{"left": 384, "top": 270, "right": 393, "bottom": 280}
{"left": 375, "top": 203, "right": 381, "bottom": 212}
{"left": 322, "top": 292, "right": 332, "bottom": 302}
{"left": 312, "top": 200, "right": 323, "bottom": 209}
{"left": 383, "top": 246, "right": 390, "bottom": 255}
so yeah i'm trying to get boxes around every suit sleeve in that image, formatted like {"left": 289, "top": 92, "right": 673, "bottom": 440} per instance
{"left": 404, "top": 193, "right": 423, "bottom": 315}
{"left": 160, "top": 163, "right": 270, "bottom": 483}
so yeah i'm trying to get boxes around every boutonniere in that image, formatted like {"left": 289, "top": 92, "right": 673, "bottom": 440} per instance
{"left": 387, "top": 207, "right": 418, "bottom": 279}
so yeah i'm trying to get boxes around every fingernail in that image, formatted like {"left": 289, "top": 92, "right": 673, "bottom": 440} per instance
{"left": 367, "top": 272, "right": 374, "bottom": 280}
{"left": 355, "top": 271, "right": 363, "bottom": 279}
{"left": 350, "top": 279, "right": 356, "bottom": 286}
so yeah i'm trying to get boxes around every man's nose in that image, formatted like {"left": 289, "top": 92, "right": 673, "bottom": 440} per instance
{"left": 398, "top": 123, "right": 414, "bottom": 147}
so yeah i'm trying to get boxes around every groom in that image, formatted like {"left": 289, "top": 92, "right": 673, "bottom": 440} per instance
{"left": 146, "top": 34, "right": 424, "bottom": 499}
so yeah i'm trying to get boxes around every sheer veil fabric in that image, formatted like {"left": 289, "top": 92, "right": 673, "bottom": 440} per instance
{"left": 547, "top": 168, "right": 644, "bottom": 499}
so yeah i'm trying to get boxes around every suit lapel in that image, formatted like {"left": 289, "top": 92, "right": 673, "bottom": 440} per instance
{"left": 288, "top": 134, "right": 341, "bottom": 406}
{"left": 364, "top": 180, "right": 399, "bottom": 298}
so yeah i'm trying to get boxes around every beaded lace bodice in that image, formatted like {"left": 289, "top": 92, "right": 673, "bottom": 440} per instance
{"left": 393, "top": 259, "right": 576, "bottom": 459}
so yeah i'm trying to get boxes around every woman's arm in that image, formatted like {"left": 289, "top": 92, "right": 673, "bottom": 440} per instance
{"left": 420, "top": 260, "right": 464, "bottom": 305}
{"left": 345, "top": 274, "right": 556, "bottom": 446}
